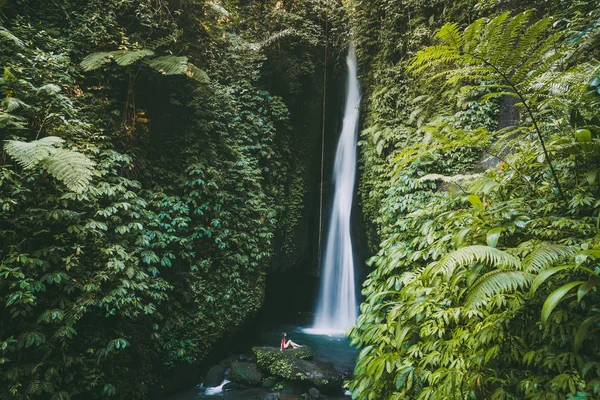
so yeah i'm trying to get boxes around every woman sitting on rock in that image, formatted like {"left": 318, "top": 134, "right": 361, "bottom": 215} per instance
{"left": 280, "top": 332, "right": 302, "bottom": 351}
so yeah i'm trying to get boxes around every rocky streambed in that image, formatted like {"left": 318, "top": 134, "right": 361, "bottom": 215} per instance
{"left": 201, "top": 345, "right": 349, "bottom": 399}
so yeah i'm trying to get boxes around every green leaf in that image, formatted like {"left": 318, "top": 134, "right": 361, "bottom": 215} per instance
{"left": 575, "top": 129, "right": 592, "bottom": 143}
{"left": 467, "top": 194, "right": 484, "bottom": 216}
{"left": 146, "top": 56, "right": 188, "bottom": 75}
{"left": 577, "top": 279, "right": 598, "bottom": 302}
{"left": 530, "top": 264, "right": 575, "bottom": 294}
{"left": 574, "top": 315, "right": 600, "bottom": 352}
{"left": 486, "top": 227, "right": 505, "bottom": 248}
{"left": 541, "top": 281, "right": 584, "bottom": 323}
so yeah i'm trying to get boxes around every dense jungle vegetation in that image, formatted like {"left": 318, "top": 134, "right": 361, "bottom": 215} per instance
{"left": 2, "top": 0, "right": 600, "bottom": 399}
{"left": 348, "top": 0, "right": 600, "bottom": 399}
{"left": 0, "top": 0, "right": 347, "bottom": 398}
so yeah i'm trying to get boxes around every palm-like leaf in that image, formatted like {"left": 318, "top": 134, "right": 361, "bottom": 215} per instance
{"left": 523, "top": 245, "right": 577, "bottom": 273}
{"left": 0, "top": 26, "right": 25, "bottom": 47}
{"left": 146, "top": 55, "right": 188, "bottom": 75}
{"left": 3, "top": 137, "right": 95, "bottom": 192}
{"left": 465, "top": 270, "right": 533, "bottom": 308}
{"left": 80, "top": 49, "right": 155, "bottom": 71}
{"left": 43, "top": 148, "right": 95, "bottom": 192}
{"left": 422, "top": 245, "right": 521, "bottom": 282}
{"left": 541, "top": 281, "right": 584, "bottom": 323}
{"left": 4, "top": 136, "right": 65, "bottom": 169}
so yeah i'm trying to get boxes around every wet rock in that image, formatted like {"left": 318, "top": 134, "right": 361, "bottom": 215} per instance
{"left": 203, "top": 364, "right": 226, "bottom": 388}
{"left": 275, "top": 380, "right": 306, "bottom": 395}
{"left": 262, "top": 376, "right": 279, "bottom": 389}
{"left": 272, "top": 358, "right": 341, "bottom": 392}
{"left": 309, "top": 387, "right": 320, "bottom": 399}
{"left": 238, "top": 354, "right": 247, "bottom": 362}
{"left": 230, "top": 362, "right": 264, "bottom": 386}
{"left": 219, "top": 355, "right": 239, "bottom": 368}
{"left": 263, "top": 393, "right": 280, "bottom": 400}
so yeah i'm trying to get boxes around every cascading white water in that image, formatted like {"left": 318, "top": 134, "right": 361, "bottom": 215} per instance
{"left": 309, "top": 45, "right": 360, "bottom": 335}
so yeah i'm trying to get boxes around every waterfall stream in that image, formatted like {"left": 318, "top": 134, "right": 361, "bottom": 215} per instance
{"left": 309, "top": 45, "right": 361, "bottom": 335}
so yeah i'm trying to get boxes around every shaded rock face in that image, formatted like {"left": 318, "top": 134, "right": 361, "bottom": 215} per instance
{"left": 203, "top": 364, "right": 226, "bottom": 388}
{"left": 262, "top": 376, "right": 279, "bottom": 389}
{"left": 253, "top": 345, "right": 341, "bottom": 392}
{"left": 277, "top": 358, "right": 342, "bottom": 389}
{"left": 230, "top": 362, "right": 264, "bottom": 385}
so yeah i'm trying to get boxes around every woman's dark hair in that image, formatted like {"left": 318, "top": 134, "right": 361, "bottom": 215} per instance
{"left": 281, "top": 332, "right": 286, "bottom": 340}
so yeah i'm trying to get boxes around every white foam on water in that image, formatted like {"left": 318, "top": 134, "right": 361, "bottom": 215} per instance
{"left": 201, "top": 379, "right": 230, "bottom": 396}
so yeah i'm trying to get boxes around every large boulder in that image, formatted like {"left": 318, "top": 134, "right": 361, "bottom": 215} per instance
{"left": 269, "top": 358, "right": 341, "bottom": 391}
{"left": 230, "top": 362, "right": 264, "bottom": 386}
{"left": 203, "top": 364, "right": 226, "bottom": 388}
{"left": 252, "top": 346, "right": 314, "bottom": 370}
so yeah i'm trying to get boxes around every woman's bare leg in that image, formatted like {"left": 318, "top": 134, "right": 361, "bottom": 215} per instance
{"left": 288, "top": 340, "right": 302, "bottom": 348}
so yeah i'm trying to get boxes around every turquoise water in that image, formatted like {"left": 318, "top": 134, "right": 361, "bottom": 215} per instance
{"left": 168, "top": 324, "right": 357, "bottom": 399}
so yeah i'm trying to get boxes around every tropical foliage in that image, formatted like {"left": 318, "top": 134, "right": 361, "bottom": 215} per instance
{"left": 349, "top": 2, "right": 600, "bottom": 400}
{"left": 0, "top": 0, "right": 344, "bottom": 398}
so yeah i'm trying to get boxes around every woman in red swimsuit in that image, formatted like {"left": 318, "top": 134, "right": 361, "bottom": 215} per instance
{"left": 280, "top": 332, "right": 302, "bottom": 352}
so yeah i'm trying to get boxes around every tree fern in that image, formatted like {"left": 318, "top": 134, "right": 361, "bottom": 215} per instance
{"left": 4, "top": 137, "right": 95, "bottom": 192}
{"left": 184, "top": 63, "right": 210, "bottom": 83}
{"left": 465, "top": 270, "right": 533, "bottom": 308}
{"left": 422, "top": 245, "right": 521, "bottom": 282}
{"left": 80, "top": 49, "right": 155, "bottom": 71}
{"left": 408, "top": 10, "right": 575, "bottom": 199}
{"left": 4, "top": 136, "right": 65, "bottom": 170}
{"left": 44, "top": 149, "right": 96, "bottom": 193}
{"left": 145, "top": 55, "right": 188, "bottom": 75}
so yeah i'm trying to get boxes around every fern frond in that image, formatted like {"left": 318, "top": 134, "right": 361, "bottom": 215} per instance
{"left": 522, "top": 245, "right": 576, "bottom": 273}
{"left": 37, "top": 84, "right": 62, "bottom": 94}
{"left": 80, "top": 52, "right": 113, "bottom": 71}
{"left": 43, "top": 148, "right": 95, "bottom": 192}
{"left": 146, "top": 55, "right": 188, "bottom": 75}
{"left": 184, "top": 63, "right": 210, "bottom": 83}
{"left": 0, "top": 26, "right": 25, "bottom": 47}
{"left": 435, "top": 23, "right": 464, "bottom": 50}
{"left": 81, "top": 50, "right": 154, "bottom": 71}
{"left": 111, "top": 49, "right": 154, "bottom": 66}
{"left": 422, "top": 245, "right": 521, "bottom": 282}
{"left": 2, "top": 97, "right": 30, "bottom": 112}
{"left": 494, "top": 11, "right": 532, "bottom": 70}
{"left": 4, "top": 136, "right": 65, "bottom": 169}
{"left": 146, "top": 31, "right": 181, "bottom": 50}
{"left": 465, "top": 270, "right": 533, "bottom": 308}
{"left": 4, "top": 137, "right": 95, "bottom": 192}
{"left": 479, "top": 12, "right": 511, "bottom": 63}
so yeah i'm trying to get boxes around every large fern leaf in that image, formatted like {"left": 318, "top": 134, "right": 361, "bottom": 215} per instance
{"left": 111, "top": 49, "right": 154, "bottom": 66}
{"left": 4, "top": 137, "right": 95, "bottom": 192}
{"left": 465, "top": 270, "right": 533, "bottom": 308}
{"left": 184, "top": 63, "right": 210, "bottom": 83}
{"left": 422, "top": 245, "right": 521, "bottom": 282}
{"left": 81, "top": 49, "right": 154, "bottom": 71}
{"left": 146, "top": 56, "right": 188, "bottom": 75}
{"left": 0, "top": 26, "right": 25, "bottom": 47}
{"left": 80, "top": 52, "right": 113, "bottom": 71}
{"left": 43, "top": 149, "right": 95, "bottom": 193}
{"left": 523, "top": 245, "right": 576, "bottom": 273}
{"left": 4, "top": 136, "right": 65, "bottom": 169}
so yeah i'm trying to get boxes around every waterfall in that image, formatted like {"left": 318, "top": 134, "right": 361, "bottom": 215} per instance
{"left": 310, "top": 45, "right": 360, "bottom": 335}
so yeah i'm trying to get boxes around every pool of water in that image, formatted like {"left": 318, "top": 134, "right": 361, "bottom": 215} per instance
{"left": 168, "top": 323, "right": 357, "bottom": 400}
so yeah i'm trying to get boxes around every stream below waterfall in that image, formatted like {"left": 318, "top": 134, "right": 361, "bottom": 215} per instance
{"left": 168, "top": 323, "right": 357, "bottom": 400}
